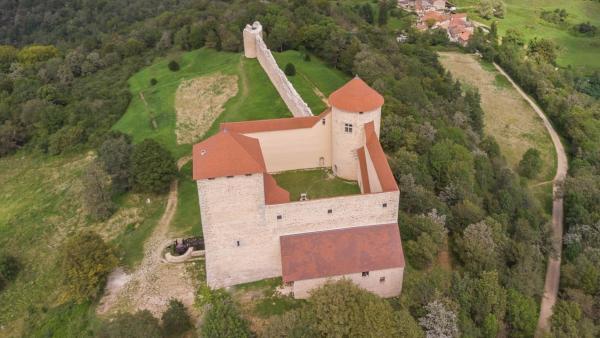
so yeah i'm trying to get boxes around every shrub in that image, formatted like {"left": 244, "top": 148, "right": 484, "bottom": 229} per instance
{"left": 161, "top": 299, "right": 192, "bottom": 336}
{"left": 98, "top": 310, "right": 162, "bottom": 338}
{"left": 150, "top": 78, "right": 158, "bottom": 86}
{"left": 518, "top": 148, "right": 542, "bottom": 179}
{"left": 284, "top": 63, "right": 296, "bottom": 76}
{"left": 131, "top": 139, "right": 177, "bottom": 193}
{"left": 168, "top": 60, "right": 180, "bottom": 71}
{"left": 201, "top": 292, "right": 252, "bottom": 338}
{"left": 0, "top": 254, "right": 20, "bottom": 291}
{"left": 82, "top": 161, "right": 115, "bottom": 221}
{"left": 60, "top": 231, "right": 118, "bottom": 303}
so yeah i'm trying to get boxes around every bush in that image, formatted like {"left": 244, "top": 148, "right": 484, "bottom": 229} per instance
{"left": 131, "top": 139, "right": 177, "bottom": 193}
{"left": 82, "top": 161, "right": 115, "bottom": 221}
{"left": 60, "top": 231, "right": 118, "bottom": 303}
{"left": 98, "top": 310, "right": 162, "bottom": 338}
{"left": 284, "top": 63, "right": 296, "bottom": 76}
{"left": 518, "top": 148, "right": 542, "bottom": 179}
{"left": 161, "top": 299, "right": 192, "bottom": 336}
{"left": 150, "top": 78, "right": 158, "bottom": 86}
{"left": 168, "top": 60, "right": 180, "bottom": 71}
{"left": 201, "top": 292, "right": 252, "bottom": 338}
{"left": 0, "top": 254, "right": 20, "bottom": 291}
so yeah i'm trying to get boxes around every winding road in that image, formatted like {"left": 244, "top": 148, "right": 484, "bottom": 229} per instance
{"left": 492, "top": 64, "right": 568, "bottom": 336}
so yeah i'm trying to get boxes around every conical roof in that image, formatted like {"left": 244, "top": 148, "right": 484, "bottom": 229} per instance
{"left": 328, "top": 77, "right": 384, "bottom": 112}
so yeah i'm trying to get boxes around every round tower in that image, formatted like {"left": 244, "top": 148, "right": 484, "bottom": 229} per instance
{"left": 243, "top": 21, "right": 263, "bottom": 59}
{"left": 328, "top": 76, "right": 384, "bottom": 180}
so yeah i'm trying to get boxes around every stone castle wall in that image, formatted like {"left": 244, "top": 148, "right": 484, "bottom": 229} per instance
{"left": 244, "top": 22, "right": 313, "bottom": 117}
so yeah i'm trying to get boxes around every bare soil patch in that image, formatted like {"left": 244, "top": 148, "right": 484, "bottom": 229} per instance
{"left": 438, "top": 52, "right": 556, "bottom": 183}
{"left": 175, "top": 73, "right": 238, "bottom": 144}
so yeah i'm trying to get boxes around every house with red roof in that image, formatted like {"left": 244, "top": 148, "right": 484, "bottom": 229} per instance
{"left": 192, "top": 24, "right": 405, "bottom": 299}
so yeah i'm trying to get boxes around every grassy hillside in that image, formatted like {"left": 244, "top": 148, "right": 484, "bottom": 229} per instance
{"left": 454, "top": 0, "right": 600, "bottom": 69}
{"left": 0, "top": 153, "right": 167, "bottom": 336}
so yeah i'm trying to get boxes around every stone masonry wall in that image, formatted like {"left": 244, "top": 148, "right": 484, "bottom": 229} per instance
{"left": 292, "top": 267, "right": 404, "bottom": 298}
{"left": 251, "top": 31, "right": 313, "bottom": 117}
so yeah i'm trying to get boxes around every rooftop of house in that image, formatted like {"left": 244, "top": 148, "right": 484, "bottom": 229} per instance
{"left": 328, "top": 76, "right": 384, "bottom": 112}
{"left": 280, "top": 223, "right": 405, "bottom": 282}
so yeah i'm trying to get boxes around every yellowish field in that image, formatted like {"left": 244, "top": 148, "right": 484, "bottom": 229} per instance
{"left": 438, "top": 52, "right": 556, "bottom": 185}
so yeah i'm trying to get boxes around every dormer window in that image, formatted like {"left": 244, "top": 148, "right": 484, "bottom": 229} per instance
{"left": 344, "top": 123, "right": 353, "bottom": 133}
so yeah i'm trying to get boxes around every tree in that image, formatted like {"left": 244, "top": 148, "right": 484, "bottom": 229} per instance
{"left": 458, "top": 220, "right": 501, "bottom": 272}
{"left": 527, "top": 38, "right": 558, "bottom": 65}
{"left": 150, "top": 78, "right": 158, "bottom": 86}
{"left": 82, "top": 162, "right": 115, "bottom": 221}
{"left": 359, "top": 4, "right": 375, "bottom": 24}
{"left": 551, "top": 300, "right": 583, "bottom": 338}
{"left": 131, "top": 139, "right": 177, "bottom": 193}
{"left": 0, "top": 253, "right": 20, "bottom": 291}
{"left": 98, "top": 134, "right": 133, "bottom": 194}
{"left": 0, "top": 45, "right": 17, "bottom": 72}
{"left": 161, "top": 299, "right": 192, "bottom": 336}
{"left": 378, "top": 1, "right": 389, "bottom": 26}
{"left": 60, "top": 231, "right": 117, "bottom": 302}
{"left": 201, "top": 292, "right": 252, "bottom": 338}
{"left": 168, "top": 60, "right": 180, "bottom": 71}
{"left": 397, "top": 309, "right": 425, "bottom": 338}
{"left": 16, "top": 45, "right": 59, "bottom": 64}
{"left": 419, "top": 300, "right": 459, "bottom": 338}
{"left": 518, "top": 148, "right": 542, "bottom": 179}
{"left": 492, "top": 0, "right": 506, "bottom": 18}
{"left": 478, "top": 0, "right": 494, "bottom": 20}
{"left": 98, "top": 310, "right": 162, "bottom": 338}
{"left": 471, "top": 271, "right": 507, "bottom": 325}
{"left": 284, "top": 63, "right": 296, "bottom": 76}
{"left": 506, "top": 289, "right": 537, "bottom": 338}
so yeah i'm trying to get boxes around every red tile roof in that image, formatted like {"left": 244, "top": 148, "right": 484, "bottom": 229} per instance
{"left": 364, "top": 122, "right": 399, "bottom": 192}
{"left": 329, "top": 77, "right": 384, "bottom": 113}
{"left": 357, "top": 147, "right": 371, "bottom": 194}
{"left": 280, "top": 223, "right": 405, "bottom": 282}
{"left": 264, "top": 173, "right": 290, "bottom": 204}
{"left": 220, "top": 109, "right": 330, "bottom": 134}
{"left": 422, "top": 10, "right": 448, "bottom": 23}
{"left": 193, "top": 131, "right": 266, "bottom": 180}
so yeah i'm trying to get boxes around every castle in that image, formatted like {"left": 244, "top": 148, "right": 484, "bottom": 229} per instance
{"left": 192, "top": 22, "right": 405, "bottom": 298}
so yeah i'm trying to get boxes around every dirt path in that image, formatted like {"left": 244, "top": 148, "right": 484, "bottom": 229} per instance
{"left": 493, "top": 64, "right": 569, "bottom": 336}
{"left": 97, "top": 156, "right": 197, "bottom": 318}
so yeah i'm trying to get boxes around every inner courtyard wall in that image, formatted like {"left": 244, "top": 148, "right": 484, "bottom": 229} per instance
{"left": 243, "top": 114, "right": 332, "bottom": 172}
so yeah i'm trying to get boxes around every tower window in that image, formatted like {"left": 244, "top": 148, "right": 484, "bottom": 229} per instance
{"left": 362, "top": 271, "right": 369, "bottom": 277}
{"left": 327, "top": 209, "right": 333, "bottom": 214}
{"left": 344, "top": 123, "right": 353, "bottom": 133}
{"left": 277, "top": 215, "right": 282, "bottom": 220}
{"left": 322, "top": 118, "right": 326, "bottom": 125}
{"left": 380, "top": 276, "right": 386, "bottom": 283}
{"left": 236, "top": 240, "right": 240, "bottom": 247}
{"left": 382, "top": 203, "right": 387, "bottom": 208}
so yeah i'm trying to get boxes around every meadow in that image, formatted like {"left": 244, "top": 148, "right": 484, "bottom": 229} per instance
{"left": 453, "top": 0, "right": 600, "bottom": 69}
{"left": 438, "top": 52, "right": 556, "bottom": 211}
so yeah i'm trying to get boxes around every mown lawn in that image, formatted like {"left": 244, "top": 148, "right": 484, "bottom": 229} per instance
{"left": 171, "top": 162, "right": 201, "bottom": 237}
{"left": 273, "top": 168, "right": 361, "bottom": 201}
{"left": 453, "top": 0, "right": 600, "bottom": 70}
{"left": 0, "top": 152, "right": 166, "bottom": 336}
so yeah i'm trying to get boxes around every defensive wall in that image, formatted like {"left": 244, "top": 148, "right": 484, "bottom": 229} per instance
{"left": 243, "top": 22, "right": 313, "bottom": 118}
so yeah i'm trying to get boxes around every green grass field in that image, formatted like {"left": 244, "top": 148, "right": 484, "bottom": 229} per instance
{"left": 273, "top": 169, "right": 361, "bottom": 201}
{"left": 0, "top": 152, "right": 166, "bottom": 336}
{"left": 453, "top": 0, "right": 600, "bottom": 69}
{"left": 171, "top": 162, "right": 201, "bottom": 237}
{"left": 113, "top": 48, "right": 350, "bottom": 159}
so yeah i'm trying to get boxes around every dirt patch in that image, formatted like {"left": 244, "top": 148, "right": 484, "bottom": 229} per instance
{"left": 175, "top": 73, "right": 238, "bottom": 144}
{"left": 97, "top": 157, "right": 200, "bottom": 319}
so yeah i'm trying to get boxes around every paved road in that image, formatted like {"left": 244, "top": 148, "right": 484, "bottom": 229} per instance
{"left": 493, "top": 63, "right": 568, "bottom": 336}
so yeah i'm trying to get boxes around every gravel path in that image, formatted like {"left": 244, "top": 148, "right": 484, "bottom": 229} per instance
{"left": 97, "top": 156, "right": 197, "bottom": 318}
{"left": 493, "top": 64, "right": 569, "bottom": 336}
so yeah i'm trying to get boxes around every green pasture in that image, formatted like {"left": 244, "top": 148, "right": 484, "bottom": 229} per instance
{"left": 453, "top": 0, "right": 600, "bottom": 69}
{"left": 273, "top": 168, "right": 361, "bottom": 201}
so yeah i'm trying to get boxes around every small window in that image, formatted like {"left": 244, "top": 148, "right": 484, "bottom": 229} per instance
{"left": 380, "top": 276, "right": 386, "bottom": 283}
{"left": 277, "top": 215, "right": 282, "bottom": 220}
{"left": 382, "top": 203, "right": 387, "bottom": 208}
{"left": 362, "top": 271, "right": 369, "bottom": 277}
{"left": 359, "top": 111, "right": 364, "bottom": 115}
{"left": 322, "top": 118, "right": 326, "bottom": 125}
{"left": 245, "top": 173, "right": 252, "bottom": 176}
{"left": 327, "top": 209, "right": 332, "bottom": 214}
{"left": 236, "top": 240, "right": 240, "bottom": 247}
{"left": 344, "top": 123, "right": 353, "bottom": 133}
{"left": 208, "top": 177, "right": 216, "bottom": 180}
{"left": 226, "top": 175, "right": 234, "bottom": 178}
